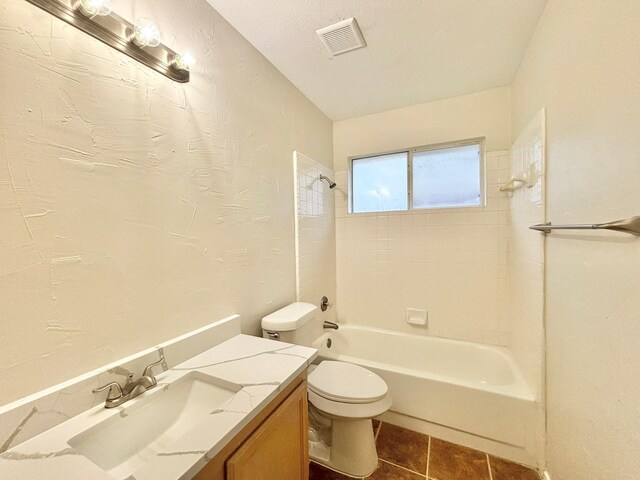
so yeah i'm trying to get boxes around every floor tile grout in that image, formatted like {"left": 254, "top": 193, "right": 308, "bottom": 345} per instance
{"left": 425, "top": 435, "right": 431, "bottom": 478}
{"left": 486, "top": 453, "right": 494, "bottom": 480}
{"left": 310, "top": 421, "right": 538, "bottom": 480}
{"left": 376, "top": 420, "right": 429, "bottom": 477}
{"left": 378, "top": 458, "right": 426, "bottom": 478}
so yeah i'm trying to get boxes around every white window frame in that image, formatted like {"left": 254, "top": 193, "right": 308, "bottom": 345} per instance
{"left": 348, "top": 137, "right": 486, "bottom": 214}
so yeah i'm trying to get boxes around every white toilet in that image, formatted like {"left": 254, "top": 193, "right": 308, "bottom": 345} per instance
{"left": 262, "top": 302, "right": 391, "bottom": 478}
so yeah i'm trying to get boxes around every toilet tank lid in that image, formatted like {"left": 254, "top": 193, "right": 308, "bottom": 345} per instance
{"left": 261, "top": 302, "right": 318, "bottom": 331}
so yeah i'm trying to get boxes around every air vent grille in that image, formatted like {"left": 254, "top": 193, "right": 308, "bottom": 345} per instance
{"left": 316, "top": 18, "right": 366, "bottom": 56}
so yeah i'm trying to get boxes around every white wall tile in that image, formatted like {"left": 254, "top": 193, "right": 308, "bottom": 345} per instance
{"left": 294, "top": 152, "right": 337, "bottom": 327}
{"left": 334, "top": 149, "right": 510, "bottom": 344}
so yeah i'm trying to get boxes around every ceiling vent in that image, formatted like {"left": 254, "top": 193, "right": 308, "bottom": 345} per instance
{"left": 316, "top": 18, "right": 366, "bottom": 56}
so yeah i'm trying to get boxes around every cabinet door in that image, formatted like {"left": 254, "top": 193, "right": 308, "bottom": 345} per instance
{"left": 226, "top": 382, "right": 308, "bottom": 480}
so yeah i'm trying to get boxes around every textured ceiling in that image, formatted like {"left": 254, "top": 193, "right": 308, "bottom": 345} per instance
{"left": 205, "top": 0, "right": 548, "bottom": 120}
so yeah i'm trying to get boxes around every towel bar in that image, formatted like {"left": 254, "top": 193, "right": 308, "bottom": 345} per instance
{"left": 530, "top": 216, "right": 640, "bottom": 236}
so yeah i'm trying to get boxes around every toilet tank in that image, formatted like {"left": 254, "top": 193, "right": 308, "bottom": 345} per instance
{"left": 261, "top": 302, "right": 319, "bottom": 346}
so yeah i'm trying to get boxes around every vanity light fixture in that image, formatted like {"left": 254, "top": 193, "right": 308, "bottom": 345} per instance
{"left": 171, "top": 52, "right": 197, "bottom": 72}
{"left": 76, "top": 0, "right": 112, "bottom": 17}
{"left": 24, "top": 0, "right": 191, "bottom": 83}
{"left": 132, "top": 17, "right": 161, "bottom": 48}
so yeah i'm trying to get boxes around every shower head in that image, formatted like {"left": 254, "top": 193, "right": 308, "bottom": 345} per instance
{"left": 319, "top": 174, "right": 337, "bottom": 189}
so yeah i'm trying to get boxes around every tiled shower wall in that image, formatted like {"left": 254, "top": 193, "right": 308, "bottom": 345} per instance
{"left": 294, "top": 152, "right": 337, "bottom": 327}
{"left": 334, "top": 150, "right": 511, "bottom": 345}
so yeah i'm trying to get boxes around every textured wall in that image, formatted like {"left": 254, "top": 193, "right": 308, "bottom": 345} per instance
{"left": 332, "top": 88, "right": 512, "bottom": 345}
{"left": 512, "top": 0, "right": 640, "bottom": 478}
{"left": 0, "top": 0, "right": 332, "bottom": 406}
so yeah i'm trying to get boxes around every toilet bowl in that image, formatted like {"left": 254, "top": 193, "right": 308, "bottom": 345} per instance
{"left": 261, "top": 303, "right": 391, "bottom": 478}
{"left": 307, "top": 361, "right": 391, "bottom": 477}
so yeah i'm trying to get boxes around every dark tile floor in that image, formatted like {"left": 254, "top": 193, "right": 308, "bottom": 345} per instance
{"left": 309, "top": 420, "right": 540, "bottom": 480}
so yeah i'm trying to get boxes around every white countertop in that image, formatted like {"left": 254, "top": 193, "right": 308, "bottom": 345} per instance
{"left": 0, "top": 335, "right": 317, "bottom": 480}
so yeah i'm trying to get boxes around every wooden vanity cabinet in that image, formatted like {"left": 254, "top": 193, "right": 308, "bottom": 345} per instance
{"left": 193, "top": 372, "right": 309, "bottom": 480}
{"left": 226, "top": 380, "right": 308, "bottom": 479}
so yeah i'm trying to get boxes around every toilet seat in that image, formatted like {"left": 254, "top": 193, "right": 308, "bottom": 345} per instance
{"left": 308, "top": 361, "right": 388, "bottom": 404}
{"left": 307, "top": 361, "right": 391, "bottom": 419}
{"left": 308, "top": 389, "right": 392, "bottom": 419}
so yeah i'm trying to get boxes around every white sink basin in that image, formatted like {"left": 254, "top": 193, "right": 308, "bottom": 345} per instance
{"left": 68, "top": 371, "right": 241, "bottom": 479}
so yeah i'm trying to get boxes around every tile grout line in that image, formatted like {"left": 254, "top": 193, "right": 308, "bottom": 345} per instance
{"left": 378, "top": 458, "right": 426, "bottom": 478}
{"left": 425, "top": 435, "right": 431, "bottom": 478}
{"left": 312, "top": 428, "right": 537, "bottom": 480}
{"left": 486, "top": 453, "right": 494, "bottom": 480}
{"left": 374, "top": 420, "right": 381, "bottom": 441}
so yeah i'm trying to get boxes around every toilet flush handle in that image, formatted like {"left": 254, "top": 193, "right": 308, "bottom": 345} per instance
{"left": 266, "top": 331, "right": 280, "bottom": 339}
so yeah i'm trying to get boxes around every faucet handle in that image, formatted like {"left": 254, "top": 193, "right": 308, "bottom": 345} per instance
{"left": 93, "top": 382, "right": 124, "bottom": 400}
{"left": 142, "top": 355, "right": 166, "bottom": 378}
{"left": 320, "top": 296, "right": 332, "bottom": 312}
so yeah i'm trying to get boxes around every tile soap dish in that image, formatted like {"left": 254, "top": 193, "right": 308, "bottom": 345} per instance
{"left": 406, "top": 308, "right": 428, "bottom": 327}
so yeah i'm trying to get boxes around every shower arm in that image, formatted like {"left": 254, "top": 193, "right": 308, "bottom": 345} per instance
{"left": 319, "top": 174, "right": 337, "bottom": 188}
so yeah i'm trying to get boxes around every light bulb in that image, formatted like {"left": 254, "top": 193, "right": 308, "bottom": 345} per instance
{"left": 132, "top": 18, "right": 161, "bottom": 48}
{"left": 77, "top": 0, "right": 113, "bottom": 17}
{"left": 172, "top": 52, "right": 196, "bottom": 71}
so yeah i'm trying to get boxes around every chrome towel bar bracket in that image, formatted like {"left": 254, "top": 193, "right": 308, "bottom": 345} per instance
{"left": 530, "top": 216, "right": 640, "bottom": 236}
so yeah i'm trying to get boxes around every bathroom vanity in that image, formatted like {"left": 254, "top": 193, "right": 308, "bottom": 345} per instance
{"left": 0, "top": 333, "right": 316, "bottom": 480}
{"left": 194, "top": 374, "right": 308, "bottom": 480}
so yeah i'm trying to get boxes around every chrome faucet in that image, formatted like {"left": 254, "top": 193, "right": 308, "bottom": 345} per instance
{"left": 93, "top": 356, "right": 166, "bottom": 408}
{"left": 323, "top": 321, "right": 339, "bottom": 330}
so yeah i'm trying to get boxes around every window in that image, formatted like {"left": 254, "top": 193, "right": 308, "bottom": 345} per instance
{"left": 350, "top": 139, "right": 484, "bottom": 213}
{"left": 412, "top": 143, "right": 481, "bottom": 209}
{"left": 351, "top": 152, "right": 408, "bottom": 213}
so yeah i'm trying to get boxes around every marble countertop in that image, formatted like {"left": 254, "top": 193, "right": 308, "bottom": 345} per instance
{"left": 0, "top": 335, "right": 317, "bottom": 480}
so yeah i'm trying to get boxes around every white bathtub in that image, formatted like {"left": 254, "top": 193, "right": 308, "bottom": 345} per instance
{"left": 313, "top": 325, "right": 537, "bottom": 451}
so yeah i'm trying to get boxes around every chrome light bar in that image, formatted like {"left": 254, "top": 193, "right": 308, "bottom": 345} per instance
{"left": 24, "top": 0, "right": 190, "bottom": 83}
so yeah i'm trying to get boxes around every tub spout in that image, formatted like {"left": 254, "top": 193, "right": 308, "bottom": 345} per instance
{"left": 323, "top": 321, "right": 339, "bottom": 330}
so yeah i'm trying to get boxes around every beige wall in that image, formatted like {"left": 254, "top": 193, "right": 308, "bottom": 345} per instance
{"left": 333, "top": 88, "right": 513, "bottom": 344}
{"left": 0, "top": 0, "right": 332, "bottom": 406}
{"left": 506, "top": 110, "right": 546, "bottom": 467}
{"left": 333, "top": 86, "right": 512, "bottom": 172}
{"left": 512, "top": 1, "right": 640, "bottom": 478}
{"left": 507, "top": 110, "right": 546, "bottom": 397}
